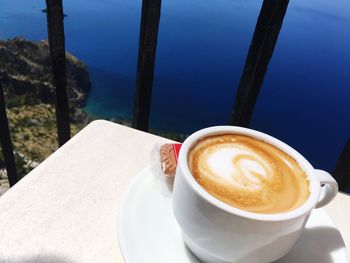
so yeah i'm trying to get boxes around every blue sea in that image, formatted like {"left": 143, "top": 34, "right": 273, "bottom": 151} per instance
{"left": 1, "top": 0, "right": 350, "bottom": 179}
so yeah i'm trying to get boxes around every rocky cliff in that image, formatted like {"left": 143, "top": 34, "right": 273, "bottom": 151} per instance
{"left": 0, "top": 37, "right": 92, "bottom": 189}
{"left": 0, "top": 37, "right": 91, "bottom": 109}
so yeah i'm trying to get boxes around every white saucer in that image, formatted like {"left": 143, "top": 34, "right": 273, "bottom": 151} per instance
{"left": 117, "top": 167, "right": 348, "bottom": 263}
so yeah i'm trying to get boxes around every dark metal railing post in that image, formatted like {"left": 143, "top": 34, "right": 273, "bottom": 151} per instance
{"left": 45, "top": 0, "right": 70, "bottom": 146}
{"left": 0, "top": 73, "right": 19, "bottom": 186}
{"left": 230, "top": 0, "right": 289, "bottom": 127}
{"left": 132, "top": 0, "right": 162, "bottom": 131}
{"left": 334, "top": 139, "right": 350, "bottom": 191}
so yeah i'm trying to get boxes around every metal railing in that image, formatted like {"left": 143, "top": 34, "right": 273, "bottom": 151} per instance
{"left": 0, "top": 0, "right": 349, "bottom": 191}
{"left": 0, "top": 75, "right": 19, "bottom": 186}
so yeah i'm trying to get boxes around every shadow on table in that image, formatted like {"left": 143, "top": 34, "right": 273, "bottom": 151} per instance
{"left": 0, "top": 254, "right": 75, "bottom": 263}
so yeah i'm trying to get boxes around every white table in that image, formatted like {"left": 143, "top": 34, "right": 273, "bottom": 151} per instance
{"left": 0, "top": 120, "right": 349, "bottom": 262}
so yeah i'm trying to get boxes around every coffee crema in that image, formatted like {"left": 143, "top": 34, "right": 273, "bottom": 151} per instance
{"left": 188, "top": 134, "right": 310, "bottom": 214}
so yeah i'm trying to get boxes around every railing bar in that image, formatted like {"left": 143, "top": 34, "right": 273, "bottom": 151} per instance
{"left": 45, "top": 0, "right": 71, "bottom": 146}
{"left": 132, "top": 0, "right": 162, "bottom": 132}
{"left": 230, "top": 0, "right": 289, "bottom": 127}
{"left": 334, "top": 139, "right": 350, "bottom": 191}
{"left": 0, "top": 73, "right": 19, "bottom": 187}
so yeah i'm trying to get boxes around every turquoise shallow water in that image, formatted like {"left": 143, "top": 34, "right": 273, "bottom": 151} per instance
{"left": 1, "top": 0, "right": 350, "bottom": 183}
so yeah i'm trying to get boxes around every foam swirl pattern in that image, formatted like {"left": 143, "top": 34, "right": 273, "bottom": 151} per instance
{"left": 188, "top": 134, "right": 310, "bottom": 214}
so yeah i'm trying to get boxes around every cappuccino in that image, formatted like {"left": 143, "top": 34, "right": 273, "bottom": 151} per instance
{"left": 188, "top": 134, "right": 310, "bottom": 214}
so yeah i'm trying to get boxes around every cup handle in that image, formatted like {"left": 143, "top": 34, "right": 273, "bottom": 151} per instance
{"left": 315, "top": 169, "right": 338, "bottom": 208}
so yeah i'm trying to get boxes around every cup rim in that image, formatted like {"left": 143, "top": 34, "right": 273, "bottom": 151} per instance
{"left": 178, "top": 126, "right": 320, "bottom": 222}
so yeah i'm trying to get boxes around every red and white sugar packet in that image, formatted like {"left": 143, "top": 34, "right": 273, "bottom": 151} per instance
{"left": 159, "top": 143, "right": 182, "bottom": 177}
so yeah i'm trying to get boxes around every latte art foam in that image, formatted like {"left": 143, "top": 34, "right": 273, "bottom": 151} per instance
{"left": 188, "top": 134, "right": 310, "bottom": 214}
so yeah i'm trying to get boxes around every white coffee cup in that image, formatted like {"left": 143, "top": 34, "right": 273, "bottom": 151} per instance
{"left": 172, "top": 126, "right": 338, "bottom": 263}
